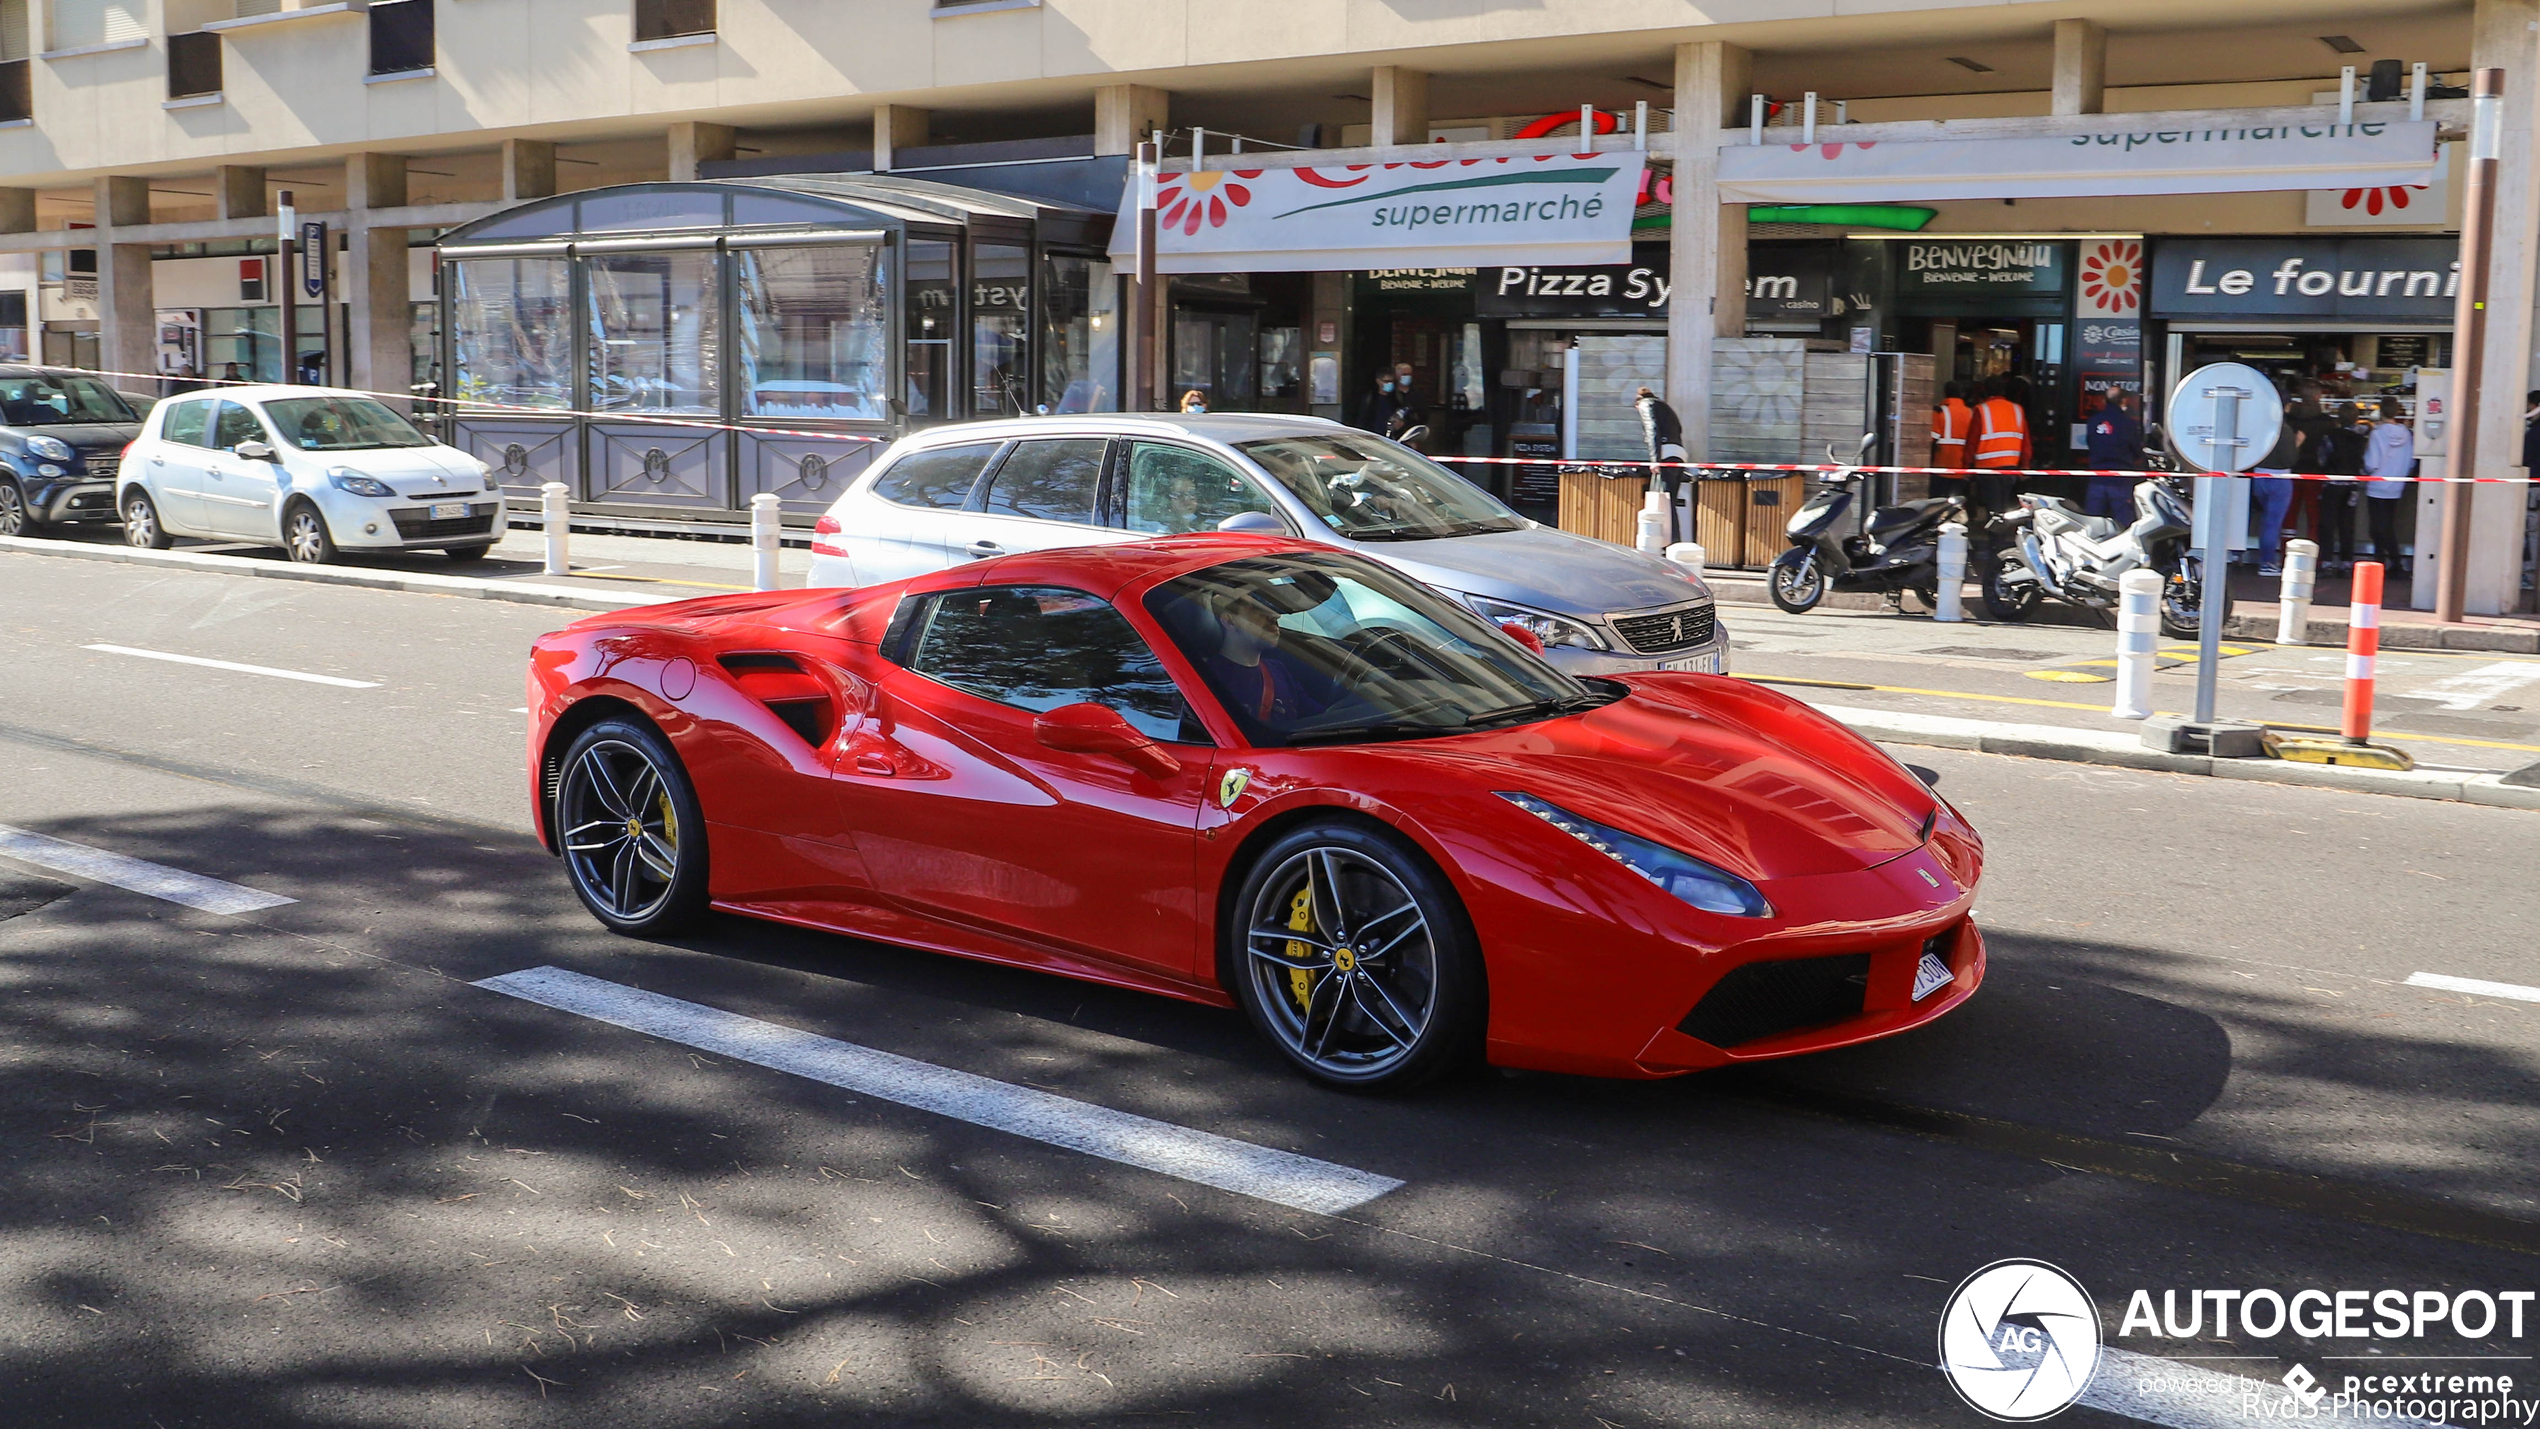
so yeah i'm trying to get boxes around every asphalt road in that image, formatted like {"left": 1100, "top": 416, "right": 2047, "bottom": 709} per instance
{"left": 2, "top": 552, "right": 2537, "bottom": 1427}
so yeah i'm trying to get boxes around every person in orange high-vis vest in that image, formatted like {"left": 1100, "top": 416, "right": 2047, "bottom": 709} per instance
{"left": 1969, "top": 375, "right": 2031, "bottom": 513}
{"left": 1930, "top": 380, "right": 1973, "bottom": 499}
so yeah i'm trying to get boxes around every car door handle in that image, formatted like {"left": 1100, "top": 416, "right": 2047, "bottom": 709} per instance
{"left": 853, "top": 754, "right": 895, "bottom": 776}
{"left": 965, "top": 539, "right": 1002, "bottom": 558}
{"left": 149, "top": 455, "right": 163, "bottom": 465}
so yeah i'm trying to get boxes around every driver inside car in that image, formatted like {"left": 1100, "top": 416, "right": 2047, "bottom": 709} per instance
{"left": 1196, "top": 593, "right": 1341, "bottom": 727}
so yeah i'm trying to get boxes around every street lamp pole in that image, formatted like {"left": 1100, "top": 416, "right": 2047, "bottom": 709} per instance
{"left": 1132, "top": 140, "right": 1159, "bottom": 412}
{"left": 276, "top": 189, "right": 297, "bottom": 386}
{"left": 2434, "top": 67, "right": 2502, "bottom": 624}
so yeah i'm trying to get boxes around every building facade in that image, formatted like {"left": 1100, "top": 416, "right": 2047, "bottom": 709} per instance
{"left": 0, "top": 0, "right": 2529, "bottom": 610}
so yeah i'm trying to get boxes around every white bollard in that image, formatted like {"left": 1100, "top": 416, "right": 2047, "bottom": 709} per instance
{"left": 1934, "top": 521, "right": 1968, "bottom": 623}
{"left": 540, "top": 481, "right": 570, "bottom": 576}
{"left": 750, "top": 492, "right": 783, "bottom": 592}
{"left": 1635, "top": 487, "right": 1669, "bottom": 556}
{"left": 1664, "top": 541, "right": 1706, "bottom": 581}
{"left": 2276, "top": 537, "right": 2319, "bottom": 646}
{"left": 2111, "top": 568, "right": 2163, "bottom": 721}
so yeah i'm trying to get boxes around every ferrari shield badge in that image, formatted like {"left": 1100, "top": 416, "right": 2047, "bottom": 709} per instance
{"left": 1217, "top": 767, "right": 1252, "bottom": 809}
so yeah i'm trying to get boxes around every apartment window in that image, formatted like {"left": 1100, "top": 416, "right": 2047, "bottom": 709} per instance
{"left": 49, "top": 0, "right": 144, "bottom": 49}
{"left": 166, "top": 29, "right": 221, "bottom": 98}
{"left": 0, "top": 0, "right": 29, "bottom": 122}
{"left": 368, "top": 0, "right": 431, "bottom": 74}
{"left": 633, "top": 0, "right": 711, "bottom": 41}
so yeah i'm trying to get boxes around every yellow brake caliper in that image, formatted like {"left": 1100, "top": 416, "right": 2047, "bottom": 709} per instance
{"left": 1284, "top": 887, "right": 1316, "bottom": 1010}
{"left": 657, "top": 790, "right": 678, "bottom": 857}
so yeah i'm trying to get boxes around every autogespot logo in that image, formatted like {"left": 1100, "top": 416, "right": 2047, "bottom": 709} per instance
{"left": 1940, "top": 1260, "right": 2103, "bottom": 1420}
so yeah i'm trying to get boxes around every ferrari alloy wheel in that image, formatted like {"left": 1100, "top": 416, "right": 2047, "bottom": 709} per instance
{"left": 1229, "top": 822, "right": 1482, "bottom": 1092}
{"left": 0, "top": 481, "right": 27, "bottom": 537}
{"left": 1767, "top": 548, "right": 1824, "bottom": 614}
{"left": 554, "top": 719, "right": 709, "bottom": 935}
{"left": 123, "top": 490, "right": 172, "bottom": 550}
{"left": 283, "top": 503, "right": 338, "bottom": 565}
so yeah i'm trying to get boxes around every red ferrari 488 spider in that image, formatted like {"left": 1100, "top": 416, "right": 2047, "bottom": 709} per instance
{"left": 527, "top": 536, "right": 1983, "bottom": 1091}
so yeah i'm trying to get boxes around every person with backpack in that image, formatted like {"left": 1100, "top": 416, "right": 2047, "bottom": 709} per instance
{"left": 2313, "top": 402, "right": 2370, "bottom": 571}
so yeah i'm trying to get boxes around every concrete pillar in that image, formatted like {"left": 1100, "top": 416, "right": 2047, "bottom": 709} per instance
{"left": 2052, "top": 19, "right": 2107, "bottom": 117}
{"left": 94, "top": 177, "right": 154, "bottom": 379}
{"left": 873, "top": 105, "right": 930, "bottom": 172}
{"left": 1667, "top": 41, "right": 1750, "bottom": 463}
{"left": 668, "top": 121, "right": 735, "bottom": 181}
{"left": 1371, "top": 66, "right": 1429, "bottom": 148}
{"left": 2469, "top": 0, "right": 2537, "bottom": 612}
{"left": 0, "top": 189, "right": 32, "bottom": 235}
{"left": 213, "top": 165, "right": 267, "bottom": 221}
{"left": 96, "top": 174, "right": 148, "bottom": 227}
{"left": 345, "top": 152, "right": 408, "bottom": 211}
{"left": 501, "top": 139, "right": 557, "bottom": 202}
{"left": 1094, "top": 84, "right": 1169, "bottom": 156}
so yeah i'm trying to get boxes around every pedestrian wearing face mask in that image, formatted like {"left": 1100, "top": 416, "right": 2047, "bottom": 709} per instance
{"left": 1359, "top": 371, "right": 1405, "bottom": 436}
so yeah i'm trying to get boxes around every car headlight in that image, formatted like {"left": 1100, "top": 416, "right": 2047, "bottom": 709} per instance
{"left": 25, "top": 435, "right": 73, "bottom": 462}
{"left": 1458, "top": 593, "right": 1609, "bottom": 651}
{"left": 328, "top": 468, "right": 397, "bottom": 498}
{"left": 1497, "top": 791, "right": 1773, "bottom": 917}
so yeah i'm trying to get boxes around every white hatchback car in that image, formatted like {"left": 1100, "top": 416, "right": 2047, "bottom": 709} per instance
{"left": 807, "top": 413, "right": 1728, "bottom": 680}
{"left": 117, "top": 386, "right": 504, "bottom": 563}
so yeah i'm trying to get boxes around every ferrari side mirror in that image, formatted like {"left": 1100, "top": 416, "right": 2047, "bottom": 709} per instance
{"left": 1033, "top": 701, "right": 1181, "bottom": 778}
{"left": 1499, "top": 621, "right": 1545, "bottom": 655}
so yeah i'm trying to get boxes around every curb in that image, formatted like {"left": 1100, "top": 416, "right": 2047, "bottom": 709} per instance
{"left": 1810, "top": 701, "right": 2540, "bottom": 813}
{"left": 0, "top": 533, "right": 679, "bottom": 614}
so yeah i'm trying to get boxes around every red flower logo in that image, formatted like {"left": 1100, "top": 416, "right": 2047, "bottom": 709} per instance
{"left": 1154, "top": 169, "right": 1264, "bottom": 235}
{"left": 1789, "top": 142, "right": 1878, "bottom": 159}
{"left": 2339, "top": 183, "right": 2426, "bottom": 216}
{"left": 2080, "top": 239, "right": 2143, "bottom": 314}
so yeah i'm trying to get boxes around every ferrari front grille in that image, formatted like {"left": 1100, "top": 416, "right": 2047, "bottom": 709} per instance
{"left": 1609, "top": 601, "right": 1716, "bottom": 656}
{"left": 1677, "top": 952, "right": 1871, "bottom": 1048}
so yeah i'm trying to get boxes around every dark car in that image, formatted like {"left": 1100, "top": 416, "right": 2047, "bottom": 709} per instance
{"left": 0, "top": 367, "right": 146, "bottom": 537}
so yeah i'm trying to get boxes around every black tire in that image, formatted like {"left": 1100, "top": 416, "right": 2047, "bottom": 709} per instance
{"left": 552, "top": 717, "right": 711, "bottom": 936}
{"left": 0, "top": 480, "right": 28, "bottom": 537}
{"left": 1225, "top": 820, "right": 1483, "bottom": 1093}
{"left": 1766, "top": 547, "right": 1825, "bottom": 614}
{"left": 122, "top": 488, "right": 172, "bottom": 550}
{"left": 2161, "top": 564, "right": 2216, "bottom": 640}
{"left": 1981, "top": 565, "right": 2041, "bottom": 622}
{"left": 444, "top": 543, "right": 493, "bottom": 563}
{"left": 282, "top": 501, "right": 338, "bottom": 565}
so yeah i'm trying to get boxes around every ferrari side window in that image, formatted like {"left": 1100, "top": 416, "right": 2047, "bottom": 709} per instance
{"left": 981, "top": 439, "right": 1107, "bottom": 525}
{"left": 872, "top": 441, "right": 1004, "bottom": 510}
{"left": 1119, "top": 443, "right": 1285, "bottom": 535}
{"left": 905, "top": 584, "right": 1208, "bottom": 745}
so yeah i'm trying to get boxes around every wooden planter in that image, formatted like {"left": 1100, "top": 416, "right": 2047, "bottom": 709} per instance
{"left": 1741, "top": 476, "right": 1807, "bottom": 567}
{"left": 1557, "top": 468, "right": 1649, "bottom": 548}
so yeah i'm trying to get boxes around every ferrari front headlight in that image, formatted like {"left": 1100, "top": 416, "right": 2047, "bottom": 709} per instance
{"left": 1498, "top": 790, "right": 1772, "bottom": 917}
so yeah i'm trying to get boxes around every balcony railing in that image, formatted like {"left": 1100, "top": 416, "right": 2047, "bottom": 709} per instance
{"left": 167, "top": 30, "right": 221, "bottom": 99}
{"left": 0, "top": 60, "right": 28, "bottom": 123}
{"left": 368, "top": 0, "right": 433, "bottom": 74}
{"left": 633, "top": 0, "right": 713, "bottom": 42}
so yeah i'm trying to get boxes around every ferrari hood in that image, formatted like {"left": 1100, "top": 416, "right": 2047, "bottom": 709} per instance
{"left": 1421, "top": 678, "right": 1939, "bottom": 881}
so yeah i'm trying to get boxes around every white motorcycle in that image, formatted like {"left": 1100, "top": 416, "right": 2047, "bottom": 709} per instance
{"left": 1983, "top": 474, "right": 2217, "bottom": 639}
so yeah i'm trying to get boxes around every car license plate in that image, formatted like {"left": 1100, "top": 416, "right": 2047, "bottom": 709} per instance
{"left": 430, "top": 502, "right": 469, "bottom": 521}
{"left": 1660, "top": 651, "right": 1725, "bottom": 674}
{"left": 1913, "top": 951, "right": 1955, "bottom": 1002}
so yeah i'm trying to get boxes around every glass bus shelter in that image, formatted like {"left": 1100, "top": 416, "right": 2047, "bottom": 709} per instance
{"left": 435, "top": 176, "right": 1118, "bottom": 518}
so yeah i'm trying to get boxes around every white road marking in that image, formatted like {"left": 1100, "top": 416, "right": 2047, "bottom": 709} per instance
{"left": 475, "top": 965, "right": 1403, "bottom": 1214}
{"left": 2410, "top": 659, "right": 2540, "bottom": 711}
{"left": 82, "top": 643, "right": 380, "bottom": 689}
{"left": 0, "top": 825, "right": 296, "bottom": 915}
{"left": 2406, "top": 971, "right": 2540, "bottom": 1004}
{"left": 2082, "top": 1348, "right": 2443, "bottom": 1428}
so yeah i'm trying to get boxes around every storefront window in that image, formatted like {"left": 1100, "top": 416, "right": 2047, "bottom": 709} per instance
{"left": 201, "top": 304, "right": 326, "bottom": 385}
{"left": 972, "top": 242, "right": 1029, "bottom": 417}
{"left": 1038, "top": 253, "right": 1116, "bottom": 414}
{"left": 1258, "top": 324, "right": 1301, "bottom": 401}
{"left": 905, "top": 238, "right": 954, "bottom": 423}
{"left": 585, "top": 250, "right": 719, "bottom": 416}
{"left": 735, "top": 243, "right": 890, "bottom": 421}
{"left": 449, "top": 257, "right": 571, "bottom": 408}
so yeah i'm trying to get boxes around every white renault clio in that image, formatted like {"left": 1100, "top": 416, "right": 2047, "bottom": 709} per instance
{"left": 118, "top": 386, "right": 504, "bottom": 563}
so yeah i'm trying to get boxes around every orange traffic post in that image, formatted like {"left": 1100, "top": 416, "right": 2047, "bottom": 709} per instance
{"left": 2267, "top": 559, "right": 2415, "bottom": 770}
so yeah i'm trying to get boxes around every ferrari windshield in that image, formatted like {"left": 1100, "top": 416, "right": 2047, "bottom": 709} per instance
{"left": 1145, "top": 552, "right": 1593, "bottom": 747}
{"left": 263, "top": 396, "right": 437, "bottom": 451}
{"left": 1236, "top": 433, "right": 1522, "bottom": 540}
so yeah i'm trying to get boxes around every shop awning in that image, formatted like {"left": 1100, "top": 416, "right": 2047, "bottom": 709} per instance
{"left": 1109, "top": 153, "right": 1644, "bottom": 274}
{"left": 1717, "top": 120, "right": 2439, "bottom": 204}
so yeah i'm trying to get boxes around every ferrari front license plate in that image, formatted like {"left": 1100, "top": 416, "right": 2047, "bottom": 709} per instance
{"left": 1912, "top": 951, "right": 1954, "bottom": 1001}
{"left": 1661, "top": 651, "right": 1725, "bottom": 674}
{"left": 430, "top": 502, "right": 469, "bottom": 521}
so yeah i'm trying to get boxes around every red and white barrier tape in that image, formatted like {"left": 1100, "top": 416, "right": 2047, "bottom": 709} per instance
{"left": 1420, "top": 454, "right": 2536, "bottom": 486}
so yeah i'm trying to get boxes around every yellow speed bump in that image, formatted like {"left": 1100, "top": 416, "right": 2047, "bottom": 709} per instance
{"left": 2262, "top": 731, "right": 2417, "bottom": 771}
{"left": 2025, "top": 669, "right": 2114, "bottom": 683}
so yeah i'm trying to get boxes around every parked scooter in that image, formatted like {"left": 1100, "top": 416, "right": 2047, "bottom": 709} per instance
{"left": 1983, "top": 463, "right": 2218, "bottom": 638}
{"left": 1767, "top": 435, "right": 1967, "bottom": 615}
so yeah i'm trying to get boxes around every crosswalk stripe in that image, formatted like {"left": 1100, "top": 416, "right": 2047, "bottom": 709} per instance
{"left": 474, "top": 965, "right": 1404, "bottom": 1215}
{"left": 0, "top": 825, "right": 296, "bottom": 915}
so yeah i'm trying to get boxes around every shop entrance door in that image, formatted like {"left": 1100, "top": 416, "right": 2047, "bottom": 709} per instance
{"left": 1170, "top": 306, "right": 1256, "bottom": 412}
